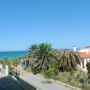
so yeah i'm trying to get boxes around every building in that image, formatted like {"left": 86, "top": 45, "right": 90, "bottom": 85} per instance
{"left": 73, "top": 45, "right": 90, "bottom": 70}
{"left": 78, "top": 46, "right": 90, "bottom": 53}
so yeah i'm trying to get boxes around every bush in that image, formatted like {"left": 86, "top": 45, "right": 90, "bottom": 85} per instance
{"left": 88, "top": 74, "right": 90, "bottom": 79}
{"left": 74, "top": 71, "right": 84, "bottom": 79}
{"left": 67, "top": 77, "right": 72, "bottom": 82}
{"left": 31, "top": 67, "right": 40, "bottom": 74}
{"left": 86, "top": 63, "right": 90, "bottom": 73}
{"left": 86, "top": 63, "right": 90, "bottom": 81}
{"left": 69, "top": 66, "right": 73, "bottom": 71}
{"left": 44, "top": 68, "right": 58, "bottom": 79}
{"left": 79, "top": 78, "right": 85, "bottom": 84}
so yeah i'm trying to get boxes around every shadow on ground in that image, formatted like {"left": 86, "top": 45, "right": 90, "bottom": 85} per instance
{"left": 42, "top": 80, "right": 52, "bottom": 84}
{"left": 0, "top": 76, "right": 36, "bottom": 90}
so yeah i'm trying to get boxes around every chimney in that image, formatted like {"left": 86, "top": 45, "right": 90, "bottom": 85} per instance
{"left": 73, "top": 45, "right": 77, "bottom": 51}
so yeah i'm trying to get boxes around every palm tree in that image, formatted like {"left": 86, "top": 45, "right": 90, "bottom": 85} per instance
{"left": 28, "top": 44, "right": 38, "bottom": 52}
{"left": 56, "top": 49, "right": 81, "bottom": 71}
{"left": 29, "top": 43, "right": 57, "bottom": 71}
{"left": 28, "top": 44, "right": 38, "bottom": 66}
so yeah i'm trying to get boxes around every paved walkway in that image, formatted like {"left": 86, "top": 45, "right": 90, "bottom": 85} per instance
{"left": 20, "top": 73, "right": 71, "bottom": 90}
{"left": 0, "top": 73, "right": 24, "bottom": 90}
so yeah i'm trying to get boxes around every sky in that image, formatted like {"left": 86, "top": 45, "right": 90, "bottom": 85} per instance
{"left": 0, "top": 0, "right": 90, "bottom": 51}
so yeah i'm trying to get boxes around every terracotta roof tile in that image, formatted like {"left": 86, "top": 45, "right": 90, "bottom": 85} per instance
{"left": 78, "top": 52, "right": 90, "bottom": 59}
{"left": 85, "top": 45, "right": 90, "bottom": 48}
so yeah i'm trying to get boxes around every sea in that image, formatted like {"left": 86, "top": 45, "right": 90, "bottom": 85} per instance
{"left": 0, "top": 51, "right": 26, "bottom": 59}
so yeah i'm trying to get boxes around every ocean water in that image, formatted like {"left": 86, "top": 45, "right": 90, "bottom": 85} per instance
{"left": 0, "top": 51, "right": 26, "bottom": 59}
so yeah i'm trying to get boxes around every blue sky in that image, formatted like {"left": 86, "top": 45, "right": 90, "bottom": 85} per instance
{"left": 0, "top": 0, "right": 90, "bottom": 51}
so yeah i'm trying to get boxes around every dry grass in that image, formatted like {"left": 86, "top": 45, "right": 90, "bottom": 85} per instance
{"left": 26, "top": 68, "right": 32, "bottom": 72}
{"left": 53, "top": 70, "right": 90, "bottom": 89}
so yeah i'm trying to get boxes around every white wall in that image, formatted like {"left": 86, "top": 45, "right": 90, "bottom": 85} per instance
{"left": 83, "top": 58, "right": 90, "bottom": 69}
{"left": 0, "top": 64, "right": 2, "bottom": 69}
{"left": 79, "top": 48, "right": 90, "bottom": 53}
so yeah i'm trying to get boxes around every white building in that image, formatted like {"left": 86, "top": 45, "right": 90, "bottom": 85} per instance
{"left": 78, "top": 46, "right": 90, "bottom": 54}
{"left": 74, "top": 45, "right": 90, "bottom": 70}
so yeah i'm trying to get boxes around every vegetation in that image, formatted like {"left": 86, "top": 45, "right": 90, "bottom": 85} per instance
{"left": 26, "top": 68, "right": 32, "bottom": 72}
{"left": 87, "top": 63, "right": 90, "bottom": 74}
{"left": 0, "top": 52, "right": 28, "bottom": 67}
{"left": 28, "top": 43, "right": 81, "bottom": 73}
{"left": 44, "top": 67, "right": 59, "bottom": 79}
{"left": 56, "top": 70, "right": 89, "bottom": 89}
{"left": 0, "top": 57, "right": 25, "bottom": 68}
{"left": 31, "top": 67, "right": 40, "bottom": 74}
{"left": 28, "top": 44, "right": 38, "bottom": 52}
{"left": 0, "top": 42, "right": 90, "bottom": 89}
{"left": 86, "top": 63, "right": 90, "bottom": 83}
{"left": 56, "top": 49, "right": 81, "bottom": 71}
{"left": 27, "top": 43, "right": 90, "bottom": 89}
{"left": 29, "top": 43, "right": 57, "bottom": 72}
{"left": 1, "top": 57, "right": 12, "bottom": 68}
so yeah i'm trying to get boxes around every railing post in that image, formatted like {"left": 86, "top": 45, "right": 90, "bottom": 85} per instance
{"left": 5, "top": 65, "right": 9, "bottom": 76}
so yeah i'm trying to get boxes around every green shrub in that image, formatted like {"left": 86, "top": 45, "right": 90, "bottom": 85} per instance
{"left": 79, "top": 78, "right": 85, "bottom": 84}
{"left": 83, "top": 83, "right": 90, "bottom": 89}
{"left": 88, "top": 74, "right": 90, "bottom": 79}
{"left": 31, "top": 67, "right": 40, "bottom": 74}
{"left": 44, "top": 68, "right": 58, "bottom": 79}
{"left": 74, "top": 71, "right": 84, "bottom": 79}
{"left": 86, "top": 63, "right": 90, "bottom": 81}
{"left": 67, "top": 77, "right": 72, "bottom": 82}
{"left": 69, "top": 66, "right": 73, "bottom": 71}
{"left": 70, "top": 70, "right": 74, "bottom": 75}
{"left": 86, "top": 63, "right": 90, "bottom": 73}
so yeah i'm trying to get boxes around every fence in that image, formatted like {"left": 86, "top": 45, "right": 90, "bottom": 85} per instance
{"left": 9, "top": 68, "right": 20, "bottom": 79}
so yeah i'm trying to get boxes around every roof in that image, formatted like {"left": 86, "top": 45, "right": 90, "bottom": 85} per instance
{"left": 78, "top": 52, "right": 90, "bottom": 59}
{"left": 85, "top": 45, "right": 90, "bottom": 48}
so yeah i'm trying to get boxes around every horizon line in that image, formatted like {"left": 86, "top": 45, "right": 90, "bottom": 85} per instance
{"left": 0, "top": 50, "right": 27, "bottom": 52}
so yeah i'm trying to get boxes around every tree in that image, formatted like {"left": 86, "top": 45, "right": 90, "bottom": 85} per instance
{"left": 29, "top": 43, "right": 57, "bottom": 71}
{"left": 56, "top": 49, "right": 81, "bottom": 71}
{"left": 2, "top": 57, "right": 12, "bottom": 68}
{"left": 27, "top": 44, "right": 38, "bottom": 67}
{"left": 28, "top": 44, "right": 38, "bottom": 52}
